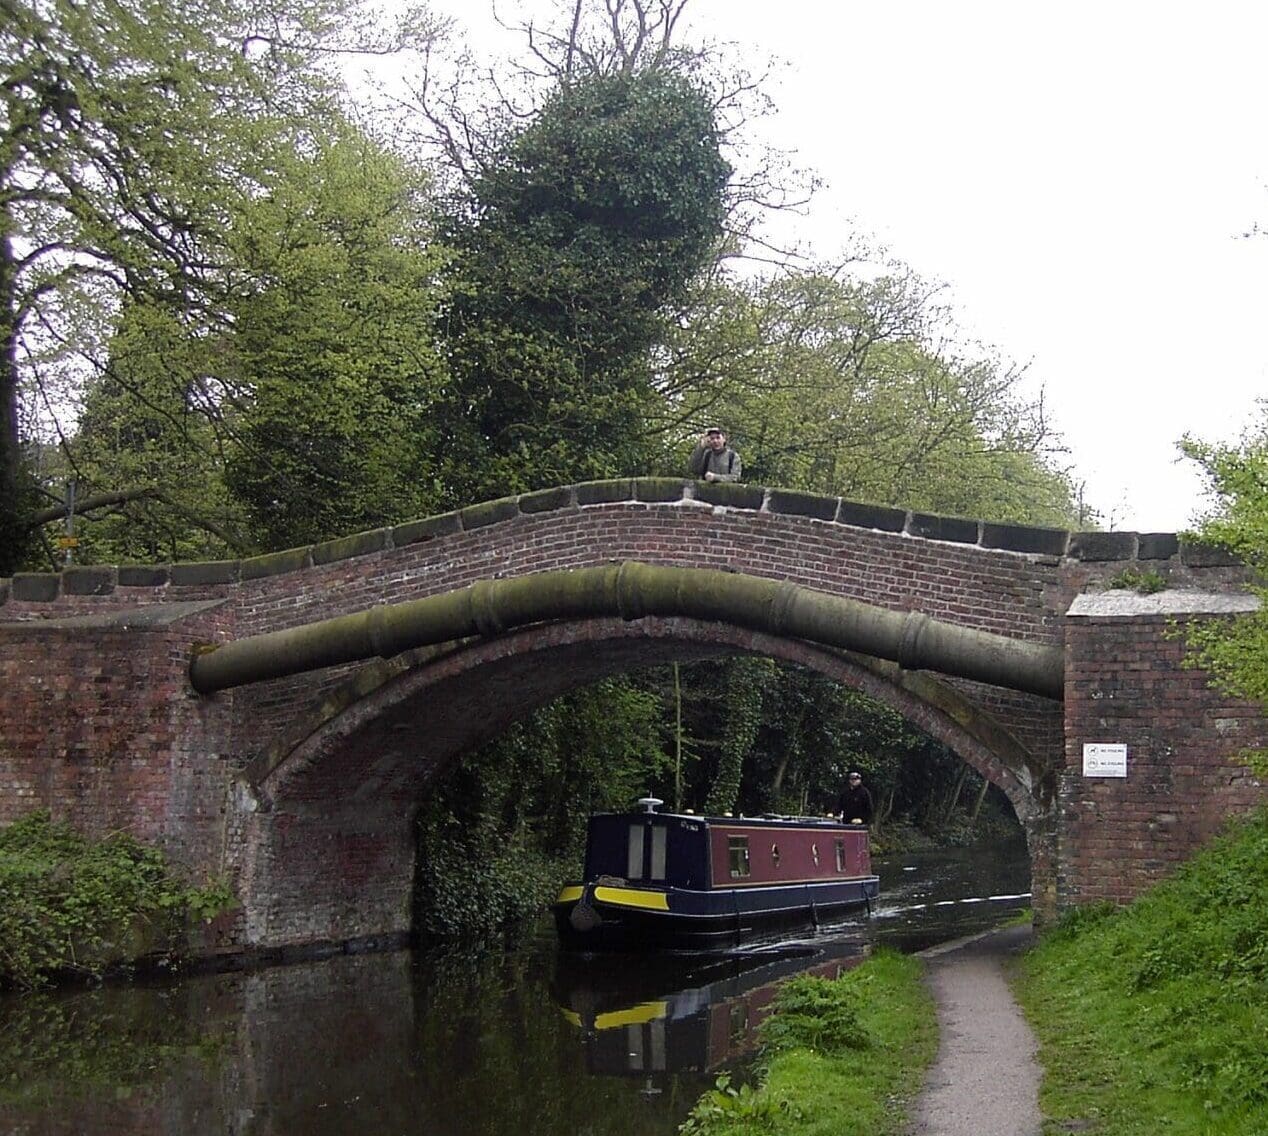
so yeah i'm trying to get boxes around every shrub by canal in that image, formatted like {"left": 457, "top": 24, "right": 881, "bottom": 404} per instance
{"left": 680, "top": 948, "right": 938, "bottom": 1136}
{"left": 1016, "top": 807, "right": 1268, "bottom": 1135}
{"left": 0, "top": 811, "right": 234, "bottom": 988}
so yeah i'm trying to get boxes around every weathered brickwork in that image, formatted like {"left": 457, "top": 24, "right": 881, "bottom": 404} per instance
{"left": 1061, "top": 611, "right": 1267, "bottom": 909}
{"left": 1, "top": 480, "right": 1263, "bottom": 951}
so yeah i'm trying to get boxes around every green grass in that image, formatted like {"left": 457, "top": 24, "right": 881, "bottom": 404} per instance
{"left": 1015, "top": 808, "right": 1268, "bottom": 1135}
{"left": 679, "top": 948, "right": 938, "bottom": 1135}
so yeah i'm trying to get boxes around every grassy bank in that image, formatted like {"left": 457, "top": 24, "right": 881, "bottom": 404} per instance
{"left": 680, "top": 948, "right": 937, "bottom": 1135}
{"left": 1016, "top": 808, "right": 1268, "bottom": 1135}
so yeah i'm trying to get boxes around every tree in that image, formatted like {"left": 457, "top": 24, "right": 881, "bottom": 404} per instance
{"left": 431, "top": 65, "right": 730, "bottom": 503}
{"left": 222, "top": 125, "right": 448, "bottom": 549}
{"left": 650, "top": 266, "right": 1081, "bottom": 527}
{"left": 0, "top": 0, "right": 437, "bottom": 572}
{"left": 1181, "top": 409, "right": 1268, "bottom": 771}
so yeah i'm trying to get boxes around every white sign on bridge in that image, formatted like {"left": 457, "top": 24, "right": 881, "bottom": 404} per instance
{"left": 1082, "top": 743, "right": 1128, "bottom": 778}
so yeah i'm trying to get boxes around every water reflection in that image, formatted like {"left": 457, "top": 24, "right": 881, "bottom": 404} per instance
{"left": 0, "top": 841, "right": 1029, "bottom": 1136}
{"left": 552, "top": 937, "right": 866, "bottom": 1087}
{"left": 869, "top": 837, "right": 1032, "bottom": 951}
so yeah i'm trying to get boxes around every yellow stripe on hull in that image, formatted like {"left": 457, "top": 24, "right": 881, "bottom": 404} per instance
{"left": 592, "top": 885, "right": 670, "bottom": 911}
{"left": 594, "top": 1001, "right": 668, "bottom": 1030}
{"left": 555, "top": 885, "right": 584, "bottom": 904}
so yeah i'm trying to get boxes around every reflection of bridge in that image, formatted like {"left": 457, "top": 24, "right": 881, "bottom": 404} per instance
{"left": 1, "top": 478, "right": 1265, "bottom": 955}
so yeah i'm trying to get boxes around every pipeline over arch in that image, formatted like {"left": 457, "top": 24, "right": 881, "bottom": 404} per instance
{"left": 190, "top": 561, "right": 1064, "bottom": 699}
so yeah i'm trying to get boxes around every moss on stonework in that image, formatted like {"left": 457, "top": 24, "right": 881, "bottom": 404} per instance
{"left": 310, "top": 528, "right": 389, "bottom": 566}
{"left": 458, "top": 496, "right": 520, "bottom": 530}
{"left": 241, "top": 547, "right": 311, "bottom": 580}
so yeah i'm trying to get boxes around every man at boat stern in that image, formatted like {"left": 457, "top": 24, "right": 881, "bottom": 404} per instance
{"left": 837, "top": 771, "right": 874, "bottom": 825}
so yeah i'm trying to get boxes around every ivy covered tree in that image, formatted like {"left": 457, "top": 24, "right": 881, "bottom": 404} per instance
{"left": 431, "top": 66, "right": 730, "bottom": 502}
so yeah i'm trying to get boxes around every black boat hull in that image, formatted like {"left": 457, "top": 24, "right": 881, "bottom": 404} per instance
{"left": 553, "top": 876, "right": 879, "bottom": 952}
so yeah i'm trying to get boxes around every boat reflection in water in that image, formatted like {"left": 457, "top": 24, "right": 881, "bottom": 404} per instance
{"left": 551, "top": 935, "right": 868, "bottom": 1083}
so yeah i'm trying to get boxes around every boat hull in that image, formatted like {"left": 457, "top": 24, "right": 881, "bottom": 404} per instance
{"left": 553, "top": 875, "right": 879, "bottom": 952}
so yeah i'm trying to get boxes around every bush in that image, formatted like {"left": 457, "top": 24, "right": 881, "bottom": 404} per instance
{"left": 759, "top": 974, "right": 870, "bottom": 1055}
{"left": 0, "top": 811, "right": 234, "bottom": 988}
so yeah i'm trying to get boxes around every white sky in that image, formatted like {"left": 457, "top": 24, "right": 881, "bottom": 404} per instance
{"left": 412, "top": 1, "right": 1268, "bottom": 532}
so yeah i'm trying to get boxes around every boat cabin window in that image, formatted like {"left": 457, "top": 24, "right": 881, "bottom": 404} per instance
{"left": 728, "top": 836, "right": 751, "bottom": 879}
{"left": 650, "top": 825, "right": 667, "bottom": 880}
{"left": 626, "top": 823, "right": 668, "bottom": 880}
{"left": 834, "top": 838, "right": 845, "bottom": 872}
{"left": 627, "top": 825, "right": 644, "bottom": 878}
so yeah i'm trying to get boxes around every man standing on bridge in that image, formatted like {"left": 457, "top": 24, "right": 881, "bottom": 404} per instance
{"left": 689, "top": 427, "right": 743, "bottom": 482}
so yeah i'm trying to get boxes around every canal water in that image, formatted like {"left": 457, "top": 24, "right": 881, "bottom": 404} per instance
{"left": 0, "top": 840, "right": 1029, "bottom": 1136}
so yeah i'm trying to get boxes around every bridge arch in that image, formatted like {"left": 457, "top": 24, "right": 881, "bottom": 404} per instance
{"left": 232, "top": 615, "right": 1051, "bottom": 949}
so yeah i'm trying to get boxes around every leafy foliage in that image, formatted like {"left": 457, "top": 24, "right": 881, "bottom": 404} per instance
{"left": 0, "top": 811, "right": 234, "bottom": 988}
{"left": 1107, "top": 567, "right": 1167, "bottom": 594}
{"left": 651, "top": 269, "right": 1081, "bottom": 528}
{"left": 2, "top": 0, "right": 416, "bottom": 571}
{"left": 222, "top": 125, "right": 448, "bottom": 548}
{"left": 759, "top": 975, "right": 869, "bottom": 1055}
{"left": 680, "top": 1073, "right": 798, "bottom": 1134}
{"left": 414, "top": 680, "right": 667, "bottom": 941}
{"left": 1180, "top": 412, "right": 1268, "bottom": 767}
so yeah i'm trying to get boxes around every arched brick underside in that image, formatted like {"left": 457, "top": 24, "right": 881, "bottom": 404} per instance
{"left": 232, "top": 617, "right": 1058, "bottom": 948}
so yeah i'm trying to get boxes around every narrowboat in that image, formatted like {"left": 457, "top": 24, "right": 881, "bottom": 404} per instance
{"left": 553, "top": 798, "right": 879, "bottom": 951}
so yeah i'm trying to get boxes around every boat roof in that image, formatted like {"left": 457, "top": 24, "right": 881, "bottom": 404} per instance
{"left": 593, "top": 810, "right": 852, "bottom": 829}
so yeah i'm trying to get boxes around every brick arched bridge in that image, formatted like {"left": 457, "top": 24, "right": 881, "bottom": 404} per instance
{"left": 1, "top": 478, "right": 1264, "bottom": 957}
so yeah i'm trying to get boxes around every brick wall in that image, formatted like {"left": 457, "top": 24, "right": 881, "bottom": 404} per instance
{"left": 1060, "top": 600, "right": 1267, "bottom": 909}
{"left": 2, "top": 481, "right": 1262, "bottom": 951}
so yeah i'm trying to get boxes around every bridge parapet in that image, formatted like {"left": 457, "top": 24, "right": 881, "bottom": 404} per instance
{"left": 0, "top": 478, "right": 1247, "bottom": 612}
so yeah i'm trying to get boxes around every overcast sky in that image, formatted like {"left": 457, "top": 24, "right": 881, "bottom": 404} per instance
{"left": 417, "top": 1, "right": 1268, "bottom": 532}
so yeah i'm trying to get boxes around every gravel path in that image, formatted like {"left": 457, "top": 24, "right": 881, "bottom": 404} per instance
{"left": 907, "top": 923, "right": 1043, "bottom": 1136}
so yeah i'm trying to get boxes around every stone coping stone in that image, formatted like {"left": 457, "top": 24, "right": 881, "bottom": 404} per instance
{"left": 458, "top": 496, "right": 520, "bottom": 530}
{"left": 836, "top": 501, "right": 906, "bottom": 532}
{"left": 1068, "top": 531, "right": 1137, "bottom": 562}
{"left": 1069, "top": 589, "right": 1260, "bottom": 617}
{"left": 1138, "top": 533, "right": 1180, "bottom": 560}
{"left": 576, "top": 479, "right": 636, "bottom": 505}
{"left": 635, "top": 478, "right": 690, "bottom": 503}
{"left": 695, "top": 481, "right": 765, "bottom": 510}
{"left": 981, "top": 522, "right": 1068, "bottom": 556}
{"left": 170, "top": 560, "right": 240, "bottom": 586}
{"left": 392, "top": 512, "right": 461, "bottom": 546}
{"left": 518, "top": 486, "right": 574, "bottom": 513}
{"left": 11, "top": 573, "right": 60, "bottom": 602}
{"left": 241, "top": 546, "right": 311, "bottom": 580}
{"left": 310, "top": 528, "right": 389, "bottom": 566}
{"left": 0, "top": 599, "right": 226, "bottom": 631}
{"left": 62, "top": 566, "right": 116, "bottom": 595}
{"left": 909, "top": 512, "right": 979, "bottom": 544}
{"left": 1180, "top": 541, "right": 1241, "bottom": 568}
{"left": 767, "top": 489, "right": 838, "bottom": 521}
{"left": 118, "top": 565, "right": 170, "bottom": 587}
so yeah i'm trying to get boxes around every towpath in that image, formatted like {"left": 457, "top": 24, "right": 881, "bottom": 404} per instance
{"left": 907, "top": 923, "right": 1043, "bottom": 1136}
